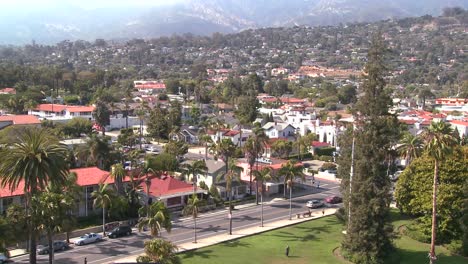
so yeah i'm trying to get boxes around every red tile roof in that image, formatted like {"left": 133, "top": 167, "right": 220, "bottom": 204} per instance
{"left": 135, "top": 83, "right": 166, "bottom": 89}
{"left": 399, "top": 119, "right": 417, "bottom": 125}
{"left": 0, "top": 88, "right": 16, "bottom": 94}
{"left": 450, "top": 120, "right": 468, "bottom": 126}
{"left": 34, "top": 104, "right": 95, "bottom": 113}
{"left": 142, "top": 175, "right": 195, "bottom": 197}
{"left": 0, "top": 167, "right": 112, "bottom": 198}
{"left": 224, "top": 130, "right": 240, "bottom": 137}
{"left": 312, "top": 141, "right": 331, "bottom": 148}
{"left": 0, "top": 115, "right": 41, "bottom": 125}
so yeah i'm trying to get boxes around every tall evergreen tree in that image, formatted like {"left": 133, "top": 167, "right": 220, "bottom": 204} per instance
{"left": 339, "top": 33, "right": 400, "bottom": 263}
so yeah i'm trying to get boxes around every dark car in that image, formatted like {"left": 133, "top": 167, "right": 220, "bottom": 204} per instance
{"left": 324, "top": 196, "right": 343, "bottom": 204}
{"left": 37, "top": 241, "right": 70, "bottom": 255}
{"left": 108, "top": 225, "right": 132, "bottom": 238}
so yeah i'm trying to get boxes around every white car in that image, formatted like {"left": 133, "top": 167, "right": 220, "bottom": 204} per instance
{"left": 74, "top": 233, "right": 102, "bottom": 246}
{"left": 306, "top": 200, "right": 324, "bottom": 209}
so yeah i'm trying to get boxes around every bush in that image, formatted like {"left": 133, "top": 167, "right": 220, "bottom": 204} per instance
{"left": 446, "top": 240, "right": 463, "bottom": 256}
{"left": 319, "top": 155, "right": 333, "bottom": 162}
{"left": 404, "top": 220, "right": 432, "bottom": 243}
{"left": 335, "top": 207, "right": 346, "bottom": 223}
{"left": 320, "top": 162, "right": 337, "bottom": 171}
{"left": 315, "top": 147, "right": 336, "bottom": 156}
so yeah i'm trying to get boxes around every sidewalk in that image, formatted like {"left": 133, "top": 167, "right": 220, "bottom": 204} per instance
{"left": 113, "top": 207, "right": 338, "bottom": 263}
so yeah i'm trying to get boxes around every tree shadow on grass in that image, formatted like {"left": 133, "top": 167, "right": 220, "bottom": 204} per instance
{"left": 181, "top": 249, "right": 215, "bottom": 260}
{"left": 222, "top": 239, "right": 251, "bottom": 248}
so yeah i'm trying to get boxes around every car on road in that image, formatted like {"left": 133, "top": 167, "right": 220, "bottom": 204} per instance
{"left": 306, "top": 199, "right": 324, "bottom": 208}
{"left": 145, "top": 146, "right": 159, "bottom": 154}
{"left": 108, "top": 225, "right": 132, "bottom": 238}
{"left": 324, "top": 196, "right": 342, "bottom": 204}
{"left": 74, "top": 233, "right": 102, "bottom": 246}
{"left": 37, "top": 241, "right": 70, "bottom": 255}
{"left": 0, "top": 253, "right": 7, "bottom": 264}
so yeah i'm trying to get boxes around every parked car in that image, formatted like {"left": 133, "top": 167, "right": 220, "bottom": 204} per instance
{"left": 74, "top": 233, "right": 102, "bottom": 246}
{"left": 306, "top": 200, "right": 324, "bottom": 208}
{"left": 324, "top": 196, "right": 343, "bottom": 204}
{"left": 0, "top": 253, "right": 7, "bottom": 264}
{"left": 390, "top": 170, "right": 403, "bottom": 181}
{"left": 108, "top": 225, "right": 132, "bottom": 238}
{"left": 37, "top": 241, "right": 70, "bottom": 254}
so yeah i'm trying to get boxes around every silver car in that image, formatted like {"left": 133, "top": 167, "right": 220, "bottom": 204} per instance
{"left": 37, "top": 241, "right": 69, "bottom": 254}
{"left": 306, "top": 199, "right": 324, "bottom": 208}
{"left": 74, "top": 233, "right": 102, "bottom": 246}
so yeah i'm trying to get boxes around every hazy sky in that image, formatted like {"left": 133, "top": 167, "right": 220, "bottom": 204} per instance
{"left": 0, "top": 0, "right": 185, "bottom": 10}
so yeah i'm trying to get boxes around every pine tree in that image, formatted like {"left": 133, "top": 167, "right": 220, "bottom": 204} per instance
{"left": 339, "top": 33, "right": 400, "bottom": 263}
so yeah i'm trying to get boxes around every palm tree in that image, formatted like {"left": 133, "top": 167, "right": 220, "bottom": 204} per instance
{"left": 199, "top": 134, "right": 213, "bottom": 160}
{"left": 136, "top": 239, "right": 180, "bottom": 264}
{"left": 33, "top": 191, "right": 73, "bottom": 264}
{"left": 210, "top": 138, "right": 236, "bottom": 175}
{"left": 420, "top": 121, "right": 457, "bottom": 263}
{"left": 183, "top": 194, "right": 203, "bottom": 243}
{"left": 110, "top": 163, "right": 126, "bottom": 195}
{"left": 243, "top": 137, "right": 257, "bottom": 196}
{"left": 47, "top": 172, "right": 81, "bottom": 244}
{"left": 397, "top": 133, "right": 423, "bottom": 167}
{"left": 180, "top": 160, "right": 208, "bottom": 193}
{"left": 251, "top": 126, "right": 268, "bottom": 204}
{"left": 137, "top": 201, "right": 172, "bottom": 237}
{"left": 217, "top": 160, "right": 243, "bottom": 235}
{"left": 91, "top": 184, "right": 114, "bottom": 236}
{"left": 77, "top": 134, "right": 111, "bottom": 169}
{"left": 279, "top": 160, "right": 305, "bottom": 220}
{"left": 253, "top": 167, "right": 276, "bottom": 227}
{"left": 0, "top": 128, "right": 69, "bottom": 264}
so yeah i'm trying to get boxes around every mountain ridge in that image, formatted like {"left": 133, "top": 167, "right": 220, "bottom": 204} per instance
{"left": 0, "top": 0, "right": 467, "bottom": 45}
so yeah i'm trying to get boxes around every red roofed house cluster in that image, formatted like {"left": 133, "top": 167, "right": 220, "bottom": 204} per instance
{"left": 0, "top": 115, "right": 41, "bottom": 130}
{"left": 0, "top": 167, "right": 201, "bottom": 216}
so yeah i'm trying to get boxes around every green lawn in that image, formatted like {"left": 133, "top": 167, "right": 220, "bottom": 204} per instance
{"left": 179, "top": 213, "right": 466, "bottom": 264}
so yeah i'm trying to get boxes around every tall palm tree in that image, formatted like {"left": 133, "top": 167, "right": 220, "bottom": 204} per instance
{"left": 33, "top": 191, "right": 73, "bottom": 264}
{"left": 243, "top": 137, "right": 256, "bottom": 196}
{"left": 397, "top": 133, "right": 423, "bottom": 167}
{"left": 91, "top": 184, "right": 114, "bottom": 236}
{"left": 217, "top": 160, "right": 243, "bottom": 235}
{"left": 199, "top": 134, "right": 213, "bottom": 160}
{"left": 252, "top": 126, "right": 268, "bottom": 204}
{"left": 253, "top": 167, "right": 276, "bottom": 227}
{"left": 279, "top": 160, "right": 305, "bottom": 220}
{"left": 110, "top": 163, "right": 126, "bottom": 195}
{"left": 420, "top": 121, "right": 457, "bottom": 263}
{"left": 210, "top": 138, "right": 236, "bottom": 175}
{"left": 0, "top": 128, "right": 69, "bottom": 264}
{"left": 137, "top": 239, "right": 180, "bottom": 264}
{"left": 182, "top": 194, "right": 203, "bottom": 243}
{"left": 180, "top": 160, "right": 208, "bottom": 193}
{"left": 137, "top": 201, "right": 172, "bottom": 237}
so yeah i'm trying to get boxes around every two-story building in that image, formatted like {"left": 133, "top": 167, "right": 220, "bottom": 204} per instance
{"left": 262, "top": 122, "right": 296, "bottom": 139}
{"left": 29, "top": 104, "right": 95, "bottom": 121}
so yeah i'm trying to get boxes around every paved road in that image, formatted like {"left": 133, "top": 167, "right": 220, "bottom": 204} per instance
{"left": 12, "top": 180, "right": 341, "bottom": 264}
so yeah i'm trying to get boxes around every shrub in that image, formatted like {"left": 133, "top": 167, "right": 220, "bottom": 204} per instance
{"left": 446, "top": 240, "right": 463, "bottom": 256}
{"left": 315, "top": 147, "right": 336, "bottom": 156}
{"left": 319, "top": 155, "right": 333, "bottom": 162}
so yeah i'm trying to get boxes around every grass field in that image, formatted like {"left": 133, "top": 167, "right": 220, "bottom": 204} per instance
{"left": 179, "top": 213, "right": 466, "bottom": 264}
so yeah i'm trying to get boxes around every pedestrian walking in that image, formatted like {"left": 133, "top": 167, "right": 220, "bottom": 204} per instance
{"left": 322, "top": 209, "right": 325, "bottom": 216}
{"left": 317, "top": 181, "right": 320, "bottom": 189}
{"left": 285, "top": 245, "right": 290, "bottom": 257}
